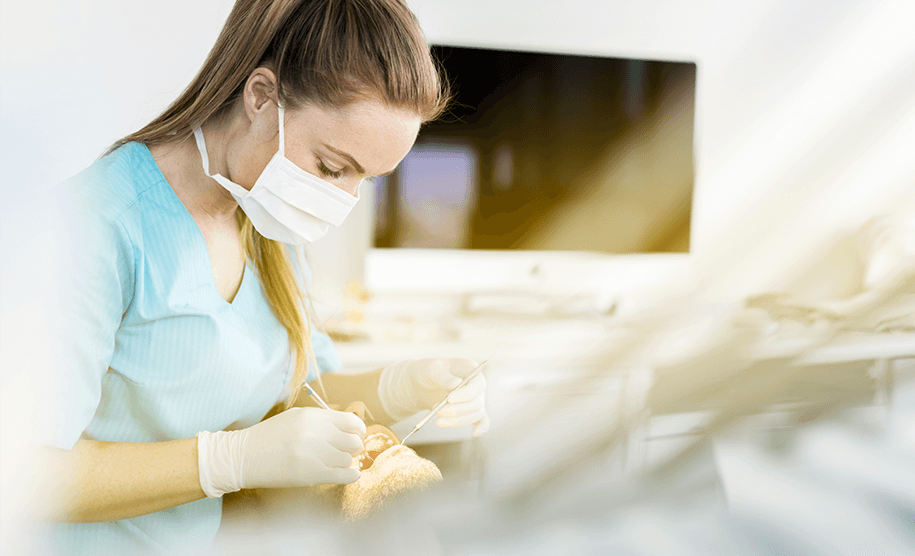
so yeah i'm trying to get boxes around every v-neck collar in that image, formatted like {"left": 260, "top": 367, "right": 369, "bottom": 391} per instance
{"left": 135, "top": 142, "right": 251, "bottom": 309}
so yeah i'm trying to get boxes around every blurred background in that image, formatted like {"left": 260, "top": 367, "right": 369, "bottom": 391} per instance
{"left": 2, "top": 0, "right": 914, "bottom": 554}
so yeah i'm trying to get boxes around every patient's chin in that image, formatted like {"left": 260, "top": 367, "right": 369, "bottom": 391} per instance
{"left": 343, "top": 436, "right": 442, "bottom": 520}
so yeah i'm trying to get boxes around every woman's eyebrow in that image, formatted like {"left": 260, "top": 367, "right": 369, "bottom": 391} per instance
{"left": 322, "top": 143, "right": 365, "bottom": 174}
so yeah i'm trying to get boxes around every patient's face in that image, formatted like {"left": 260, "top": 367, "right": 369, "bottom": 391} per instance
{"left": 357, "top": 425, "right": 399, "bottom": 470}
{"left": 343, "top": 424, "right": 443, "bottom": 520}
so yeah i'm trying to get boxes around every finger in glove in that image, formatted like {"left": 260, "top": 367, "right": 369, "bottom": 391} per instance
{"left": 473, "top": 415, "right": 491, "bottom": 437}
{"left": 326, "top": 430, "right": 367, "bottom": 457}
{"left": 312, "top": 439, "right": 359, "bottom": 469}
{"left": 446, "top": 374, "right": 486, "bottom": 404}
{"left": 436, "top": 397, "right": 484, "bottom": 418}
{"left": 436, "top": 406, "right": 487, "bottom": 428}
{"left": 325, "top": 410, "right": 367, "bottom": 438}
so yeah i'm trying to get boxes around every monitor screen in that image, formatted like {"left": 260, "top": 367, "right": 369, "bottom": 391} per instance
{"left": 373, "top": 45, "right": 696, "bottom": 254}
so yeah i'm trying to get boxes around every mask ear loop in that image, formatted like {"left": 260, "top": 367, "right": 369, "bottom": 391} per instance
{"left": 193, "top": 127, "right": 212, "bottom": 176}
{"left": 277, "top": 103, "right": 286, "bottom": 157}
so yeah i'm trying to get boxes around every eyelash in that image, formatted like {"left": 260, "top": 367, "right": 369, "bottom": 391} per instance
{"left": 317, "top": 160, "right": 343, "bottom": 179}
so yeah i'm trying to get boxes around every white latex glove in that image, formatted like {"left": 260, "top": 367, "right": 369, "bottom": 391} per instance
{"left": 378, "top": 358, "right": 490, "bottom": 437}
{"left": 196, "top": 407, "right": 366, "bottom": 498}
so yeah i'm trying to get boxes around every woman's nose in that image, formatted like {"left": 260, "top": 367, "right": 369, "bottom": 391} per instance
{"left": 338, "top": 178, "right": 362, "bottom": 198}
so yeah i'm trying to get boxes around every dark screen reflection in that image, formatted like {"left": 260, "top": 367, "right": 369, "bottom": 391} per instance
{"left": 374, "top": 45, "right": 696, "bottom": 253}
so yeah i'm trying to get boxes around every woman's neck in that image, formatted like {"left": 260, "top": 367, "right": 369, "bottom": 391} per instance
{"left": 151, "top": 125, "right": 240, "bottom": 224}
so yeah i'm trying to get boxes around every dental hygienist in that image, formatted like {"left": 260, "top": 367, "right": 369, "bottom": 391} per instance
{"left": 19, "top": 1, "right": 488, "bottom": 554}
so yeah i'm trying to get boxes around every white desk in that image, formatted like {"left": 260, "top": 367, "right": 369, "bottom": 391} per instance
{"left": 334, "top": 315, "right": 915, "bottom": 445}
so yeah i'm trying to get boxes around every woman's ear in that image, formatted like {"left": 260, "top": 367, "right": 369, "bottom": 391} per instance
{"left": 242, "top": 67, "right": 279, "bottom": 125}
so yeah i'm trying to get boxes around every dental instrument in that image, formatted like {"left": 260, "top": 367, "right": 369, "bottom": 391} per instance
{"left": 302, "top": 382, "right": 333, "bottom": 411}
{"left": 399, "top": 359, "right": 490, "bottom": 445}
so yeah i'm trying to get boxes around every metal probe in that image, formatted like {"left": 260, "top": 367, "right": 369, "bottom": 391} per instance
{"left": 302, "top": 382, "right": 333, "bottom": 411}
{"left": 399, "top": 359, "right": 490, "bottom": 445}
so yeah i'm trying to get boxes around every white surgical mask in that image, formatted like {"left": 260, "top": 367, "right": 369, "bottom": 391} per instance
{"left": 193, "top": 104, "right": 360, "bottom": 245}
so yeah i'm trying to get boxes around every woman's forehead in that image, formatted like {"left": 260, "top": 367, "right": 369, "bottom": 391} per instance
{"left": 286, "top": 99, "right": 420, "bottom": 175}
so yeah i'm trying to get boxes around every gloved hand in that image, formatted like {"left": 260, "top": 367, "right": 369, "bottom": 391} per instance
{"left": 377, "top": 358, "right": 490, "bottom": 437}
{"left": 196, "top": 407, "right": 366, "bottom": 498}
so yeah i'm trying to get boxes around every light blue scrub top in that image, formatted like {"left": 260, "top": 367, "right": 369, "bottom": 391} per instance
{"left": 33, "top": 142, "right": 342, "bottom": 555}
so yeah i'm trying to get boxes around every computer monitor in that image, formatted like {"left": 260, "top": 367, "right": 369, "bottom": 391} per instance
{"left": 365, "top": 44, "right": 696, "bottom": 299}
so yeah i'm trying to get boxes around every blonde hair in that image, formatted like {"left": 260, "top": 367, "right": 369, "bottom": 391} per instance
{"left": 113, "top": 0, "right": 448, "bottom": 408}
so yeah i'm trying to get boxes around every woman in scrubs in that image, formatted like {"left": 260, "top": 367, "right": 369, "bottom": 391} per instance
{"left": 24, "top": 0, "right": 488, "bottom": 553}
